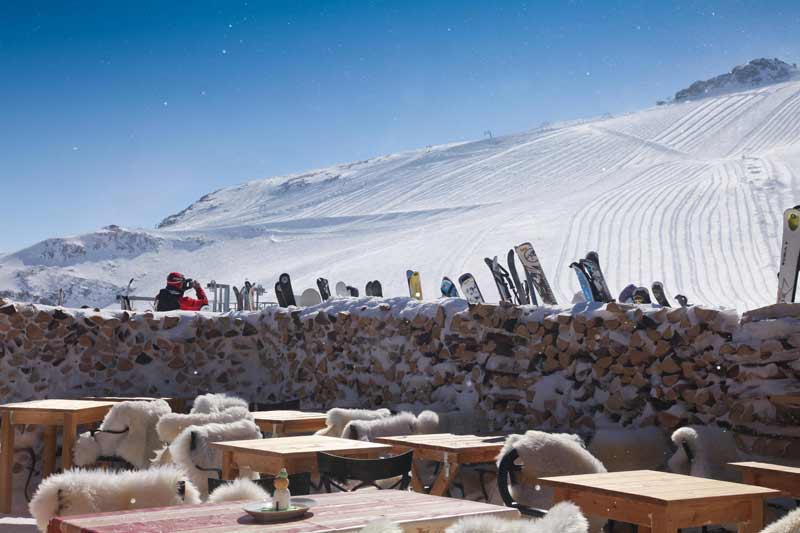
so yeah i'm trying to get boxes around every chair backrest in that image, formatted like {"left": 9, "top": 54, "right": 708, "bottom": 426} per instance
{"left": 317, "top": 451, "right": 413, "bottom": 492}
{"left": 496, "top": 448, "right": 546, "bottom": 517}
{"left": 208, "top": 472, "right": 311, "bottom": 496}
{"left": 250, "top": 398, "right": 301, "bottom": 411}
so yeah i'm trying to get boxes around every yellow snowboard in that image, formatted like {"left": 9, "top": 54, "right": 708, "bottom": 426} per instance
{"left": 407, "top": 270, "right": 422, "bottom": 300}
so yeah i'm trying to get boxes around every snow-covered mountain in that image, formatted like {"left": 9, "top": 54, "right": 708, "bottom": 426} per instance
{"left": 674, "top": 58, "right": 798, "bottom": 101}
{"left": 3, "top": 60, "right": 800, "bottom": 311}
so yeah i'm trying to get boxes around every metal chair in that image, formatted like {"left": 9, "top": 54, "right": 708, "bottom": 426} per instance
{"left": 250, "top": 398, "right": 301, "bottom": 411}
{"left": 317, "top": 451, "right": 413, "bottom": 492}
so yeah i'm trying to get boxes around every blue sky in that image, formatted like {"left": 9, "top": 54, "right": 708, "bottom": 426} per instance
{"left": 1, "top": 1, "right": 799, "bottom": 252}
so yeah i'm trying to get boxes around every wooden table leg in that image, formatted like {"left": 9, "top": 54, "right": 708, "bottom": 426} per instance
{"left": 430, "top": 461, "right": 460, "bottom": 497}
{"left": 739, "top": 497, "right": 764, "bottom": 533}
{"left": 0, "top": 411, "right": 15, "bottom": 514}
{"left": 42, "top": 426, "right": 57, "bottom": 478}
{"left": 61, "top": 414, "right": 77, "bottom": 471}
{"left": 410, "top": 455, "right": 425, "bottom": 493}
{"left": 221, "top": 451, "right": 238, "bottom": 480}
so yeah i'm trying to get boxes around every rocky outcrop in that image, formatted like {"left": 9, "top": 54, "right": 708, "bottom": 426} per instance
{"left": 675, "top": 58, "right": 798, "bottom": 102}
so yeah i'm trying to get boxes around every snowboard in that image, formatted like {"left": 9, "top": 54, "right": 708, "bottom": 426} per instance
{"left": 248, "top": 282, "right": 258, "bottom": 310}
{"left": 514, "top": 242, "right": 557, "bottom": 305}
{"left": 366, "top": 280, "right": 375, "bottom": 296}
{"left": 346, "top": 285, "right": 359, "bottom": 297}
{"left": 243, "top": 281, "right": 252, "bottom": 311}
{"left": 675, "top": 294, "right": 690, "bottom": 307}
{"left": 440, "top": 276, "right": 459, "bottom": 298}
{"left": 618, "top": 284, "right": 637, "bottom": 304}
{"left": 275, "top": 273, "right": 296, "bottom": 307}
{"left": 458, "top": 273, "right": 485, "bottom": 304}
{"left": 632, "top": 286, "right": 652, "bottom": 304}
{"left": 651, "top": 282, "right": 671, "bottom": 307}
{"left": 777, "top": 206, "right": 800, "bottom": 303}
{"left": 299, "top": 288, "right": 322, "bottom": 307}
{"left": 507, "top": 249, "right": 531, "bottom": 305}
{"left": 570, "top": 262, "right": 595, "bottom": 303}
{"left": 484, "top": 257, "right": 514, "bottom": 303}
{"left": 579, "top": 252, "right": 614, "bottom": 303}
{"left": 317, "top": 278, "right": 331, "bottom": 301}
{"left": 335, "top": 281, "right": 348, "bottom": 297}
{"left": 407, "top": 270, "right": 422, "bottom": 300}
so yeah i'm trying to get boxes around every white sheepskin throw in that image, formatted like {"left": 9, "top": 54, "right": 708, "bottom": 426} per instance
{"left": 498, "top": 431, "right": 606, "bottom": 532}
{"left": 444, "top": 502, "right": 588, "bottom": 533}
{"left": 157, "top": 406, "right": 253, "bottom": 443}
{"left": 668, "top": 426, "right": 742, "bottom": 481}
{"left": 207, "top": 478, "right": 269, "bottom": 503}
{"left": 761, "top": 507, "right": 800, "bottom": 533}
{"left": 315, "top": 408, "right": 391, "bottom": 437}
{"left": 29, "top": 465, "right": 200, "bottom": 532}
{"left": 343, "top": 411, "right": 439, "bottom": 441}
{"left": 190, "top": 393, "right": 249, "bottom": 414}
{"left": 73, "top": 399, "right": 172, "bottom": 469}
{"left": 358, "top": 518, "right": 404, "bottom": 533}
{"left": 588, "top": 426, "right": 671, "bottom": 472}
{"left": 170, "top": 418, "right": 262, "bottom": 497}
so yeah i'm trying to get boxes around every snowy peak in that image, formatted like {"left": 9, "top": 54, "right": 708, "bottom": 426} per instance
{"left": 675, "top": 58, "right": 798, "bottom": 102}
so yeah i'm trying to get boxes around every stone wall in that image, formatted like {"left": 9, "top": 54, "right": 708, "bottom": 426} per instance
{"left": 3, "top": 297, "right": 800, "bottom": 458}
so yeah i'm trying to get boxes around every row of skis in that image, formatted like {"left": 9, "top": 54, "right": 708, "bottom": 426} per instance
{"left": 267, "top": 240, "right": 691, "bottom": 309}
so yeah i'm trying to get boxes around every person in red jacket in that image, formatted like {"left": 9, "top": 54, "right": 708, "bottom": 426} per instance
{"left": 154, "top": 272, "right": 209, "bottom": 312}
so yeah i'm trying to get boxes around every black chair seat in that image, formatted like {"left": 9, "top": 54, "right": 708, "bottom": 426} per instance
{"left": 250, "top": 399, "right": 301, "bottom": 411}
{"left": 317, "top": 451, "right": 413, "bottom": 492}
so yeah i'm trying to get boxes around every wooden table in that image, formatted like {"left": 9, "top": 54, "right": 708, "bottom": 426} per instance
{"left": 375, "top": 433, "right": 506, "bottom": 496}
{"left": 253, "top": 410, "right": 327, "bottom": 437}
{"left": 0, "top": 399, "right": 115, "bottom": 513}
{"left": 539, "top": 470, "right": 780, "bottom": 533}
{"left": 210, "top": 435, "right": 392, "bottom": 479}
{"left": 729, "top": 461, "right": 800, "bottom": 496}
{"left": 48, "top": 489, "right": 520, "bottom": 532}
{"left": 81, "top": 395, "right": 186, "bottom": 413}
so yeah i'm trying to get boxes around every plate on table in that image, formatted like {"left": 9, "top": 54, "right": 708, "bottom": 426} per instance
{"left": 242, "top": 501, "right": 311, "bottom": 523}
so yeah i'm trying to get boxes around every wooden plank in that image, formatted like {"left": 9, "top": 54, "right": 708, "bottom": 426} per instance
{"left": 0, "top": 399, "right": 116, "bottom": 412}
{"left": 210, "top": 435, "right": 391, "bottom": 458}
{"left": 42, "top": 426, "right": 57, "bottom": 478}
{"left": 62, "top": 413, "right": 76, "bottom": 471}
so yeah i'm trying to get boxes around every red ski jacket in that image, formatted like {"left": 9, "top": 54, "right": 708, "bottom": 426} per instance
{"left": 179, "top": 285, "right": 208, "bottom": 311}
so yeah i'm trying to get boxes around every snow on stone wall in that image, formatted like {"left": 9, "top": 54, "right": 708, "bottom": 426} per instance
{"left": 3, "top": 297, "right": 800, "bottom": 462}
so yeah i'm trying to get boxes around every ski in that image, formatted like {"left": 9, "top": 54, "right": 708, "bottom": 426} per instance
{"left": 507, "top": 249, "right": 531, "bottom": 305}
{"left": 651, "top": 282, "right": 671, "bottom": 307}
{"left": 440, "top": 276, "right": 459, "bottom": 298}
{"left": 514, "top": 242, "right": 557, "bottom": 305}
{"left": 633, "top": 286, "right": 652, "bottom": 304}
{"left": 233, "top": 286, "right": 244, "bottom": 310}
{"left": 484, "top": 257, "right": 514, "bottom": 303}
{"left": 777, "top": 206, "right": 800, "bottom": 303}
{"left": 276, "top": 273, "right": 296, "bottom": 307}
{"left": 243, "top": 281, "right": 252, "bottom": 311}
{"left": 120, "top": 278, "right": 134, "bottom": 311}
{"left": 570, "top": 262, "right": 595, "bottom": 303}
{"left": 317, "top": 278, "right": 331, "bottom": 301}
{"left": 346, "top": 285, "right": 359, "bottom": 297}
{"left": 335, "top": 281, "right": 348, "bottom": 297}
{"left": 366, "top": 280, "right": 375, "bottom": 296}
{"left": 371, "top": 280, "right": 383, "bottom": 297}
{"left": 458, "top": 273, "right": 485, "bottom": 303}
{"left": 580, "top": 252, "right": 614, "bottom": 302}
{"left": 407, "top": 270, "right": 422, "bottom": 300}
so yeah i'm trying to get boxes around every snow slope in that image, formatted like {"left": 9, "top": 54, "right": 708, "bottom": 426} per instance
{"left": 4, "top": 72, "right": 800, "bottom": 311}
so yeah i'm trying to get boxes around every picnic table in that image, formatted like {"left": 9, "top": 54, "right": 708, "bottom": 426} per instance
{"left": 729, "top": 461, "right": 800, "bottom": 497}
{"left": 252, "top": 410, "right": 327, "bottom": 437}
{"left": 210, "top": 435, "right": 392, "bottom": 479}
{"left": 539, "top": 469, "right": 780, "bottom": 533}
{"left": 0, "top": 399, "right": 115, "bottom": 513}
{"left": 375, "top": 433, "right": 506, "bottom": 496}
{"left": 47, "top": 489, "right": 520, "bottom": 532}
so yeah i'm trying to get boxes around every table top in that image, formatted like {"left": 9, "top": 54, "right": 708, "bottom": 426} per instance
{"left": 729, "top": 461, "right": 800, "bottom": 475}
{"left": 375, "top": 433, "right": 507, "bottom": 453}
{"left": 538, "top": 470, "right": 780, "bottom": 505}
{"left": 81, "top": 396, "right": 175, "bottom": 403}
{"left": 0, "top": 399, "right": 116, "bottom": 412}
{"left": 210, "top": 435, "right": 392, "bottom": 458}
{"left": 48, "top": 489, "right": 520, "bottom": 533}
{"left": 252, "top": 410, "right": 327, "bottom": 423}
